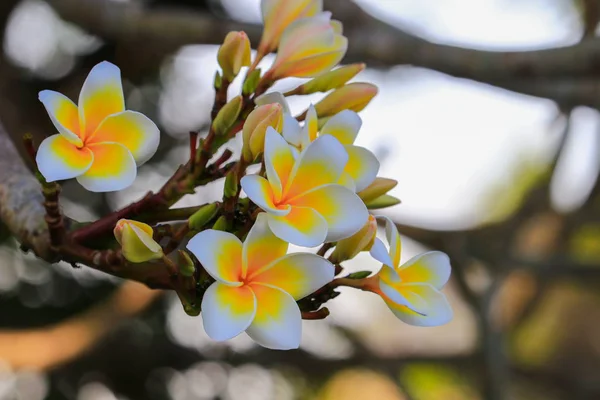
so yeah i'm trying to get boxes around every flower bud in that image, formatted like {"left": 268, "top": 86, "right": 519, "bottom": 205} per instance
{"left": 358, "top": 177, "right": 398, "bottom": 203}
{"left": 213, "top": 95, "right": 243, "bottom": 136}
{"left": 212, "top": 216, "right": 230, "bottom": 231}
{"left": 258, "top": 0, "right": 322, "bottom": 55}
{"left": 114, "top": 219, "right": 163, "bottom": 263}
{"left": 314, "top": 83, "right": 378, "bottom": 117}
{"left": 242, "top": 103, "right": 283, "bottom": 161}
{"left": 330, "top": 215, "right": 377, "bottom": 263}
{"left": 188, "top": 203, "right": 219, "bottom": 230}
{"left": 268, "top": 13, "right": 347, "bottom": 79}
{"left": 223, "top": 168, "right": 239, "bottom": 198}
{"left": 177, "top": 250, "right": 196, "bottom": 277}
{"left": 243, "top": 68, "right": 262, "bottom": 96}
{"left": 365, "top": 194, "right": 401, "bottom": 210}
{"left": 255, "top": 92, "right": 291, "bottom": 114}
{"left": 295, "top": 63, "right": 365, "bottom": 95}
{"left": 217, "top": 31, "right": 251, "bottom": 81}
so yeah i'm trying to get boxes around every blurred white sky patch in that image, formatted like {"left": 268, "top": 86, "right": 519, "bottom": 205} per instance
{"left": 4, "top": 0, "right": 101, "bottom": 79}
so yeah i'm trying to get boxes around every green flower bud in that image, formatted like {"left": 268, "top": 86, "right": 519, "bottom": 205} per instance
{"left": 365, "top": 194, "right": 401, "bottom": 210}
{"left": 357, "top": 177, "right": 398, "bottom": 203}
{"left": 177, "top": 250, "right": 195, "bottom": 277}
{"left": 212, "top": 216, "right": 230, "bottom": 231}
{"left": 223, "top": 169, "right": 239, "bottom": 199}
{"left": 243, "top": 68, "right": 262, "bottom": 96}
{"left": 213, "top": 95, "right": 243, "bottom": 136}
{"left": 188, "top": 203, "right": 219, "bottom": 230}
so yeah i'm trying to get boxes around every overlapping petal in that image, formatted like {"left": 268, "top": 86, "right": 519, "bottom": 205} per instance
{"left": 284, "top": 134, "right": 348, "bottom": 200}
{"left": 246, "top": 283, "right": 302, "bottom": 350}
{"left": 397, "top": 251, "right": 451, "bottom": 290}
{"left": 241, "top": 175, "right": 290, "bottom": 216}
{"left": 35, "top": 134, "right": 93, "bottom": 182}
{"left": 344, "top": 145, "right": 380, "bottom": 192}
{"left": 267, "top": 206, "right": 327, "bottom": 247}
{"left": 78, "top": 61, "right": 125, "bottom": 139}
{"left": 87, "top": 111, "right": 160, "bottom": 165}
{"left": 75, "top": 142, "right": 136, "bottom": 192}
{"left": 380, "top": 216, "right": 402, "bottom": 268}
{"left": 38, "top": 90, "right": 82, "bottom": 146}
{"left": 202, "top": 283, "right": 257, "bottom": 341}
{"left": 250, "top": 253, "right": 333, "bottom": 299}
{"left": 260, "top": 0, "right": 322, "bottom": 53}
{"left": 186, "top": 230, "right": 243, "bottom": 285}
{"left": 119, "top": 220, "right": 163, "bottom": 263}
{"left": 384, "top": 283, "right": 453, "bottom": 327}
{"left": 320, "top": 110, "right": 361, "bottom": 145}
{"left": 242, "top": 213, "right": 288, "bottom": 278}
{"left": 264, "top": 128, "right": 295, "bottom": 200}
{"left": 289, "top": 184, "right": 367, "bottom": 242}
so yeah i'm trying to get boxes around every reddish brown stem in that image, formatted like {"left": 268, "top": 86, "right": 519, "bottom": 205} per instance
{"left": 302, "top": 308, "right": 330, "bottom": 320}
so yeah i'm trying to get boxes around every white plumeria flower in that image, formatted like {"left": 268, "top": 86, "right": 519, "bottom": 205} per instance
{"left": 36, "top": 61, "right": 160, "bottom": 192}
{"left": 241, "top": 128, "right": 368, "bottom": 247}
{"left": 186, "top": 214, "right": 334, "bottom": 350}
{"left": 370, "top": 217, "right": 453, "bottom": 327}
{"left": 255, "top": 94, "right": 380, "bottom": 192}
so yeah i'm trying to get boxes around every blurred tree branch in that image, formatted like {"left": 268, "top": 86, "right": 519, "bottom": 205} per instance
{"left": 44, "top": 0, "right": 600, "bottom": 110}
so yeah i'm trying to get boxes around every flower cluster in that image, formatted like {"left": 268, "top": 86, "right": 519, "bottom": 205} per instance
{"left": 33, "top": 0, "right": 453, "bottom": 351}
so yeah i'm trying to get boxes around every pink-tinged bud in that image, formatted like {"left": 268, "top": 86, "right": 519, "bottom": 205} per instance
{"left": 296, "top": 63, "right": 365, "bottom": 95}
{"left": 267, "top": 13, "right": 347, "bottom": 79}
{"left": 330, "top": 215, "right": 377, "bottom": 263}
{"left": 217, "top": 31, "right": 251, "bottom": 81}
{"left": 114, "top": 219, "right": 163, "bottom": 263}
{"left": 242, "top": 103, "right": 283, "bottom": 161}
{"left": 314, "top": 82, "right": 378, "bottom": 117}
{"left": 259, "top": 0, "right": 322, "bottom": 55}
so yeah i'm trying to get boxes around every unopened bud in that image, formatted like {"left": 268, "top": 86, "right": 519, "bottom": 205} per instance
{"left": 358, "top": 177, "right": 398, "bottom": 203}
{"left": 177, "top": 250, "right": 196, "bottom": 277}
{"left": 188, "top": 203, "right": 219, "bottom": 230}
{"left": 213, "top": 95, "right": 243, "bottom": 136}
{"left": 114, "top": 219, "right": 163, "bottom": 263}
{"left": 218, "top": 31, "right": 251, "bottom": 81}
{"left": 212, "top": 216, "right": 230, "bottom": 231}
{"left": 314, "top": 82, "right": 378, "bottom": 117}
{"left": 242, "top": 103, "right": 283, "bottom": 161}
{"left": 214, "top": 71, "right": 222, "bottom": 90}
{"left": 296, "top": 64, "right": 365, "bottom": 95}
{"left": 330, "top": 215, "right": 377, "bottom": 263}
{"left": 365, "top": 194, "right": 401, "bottom": 210}
{"left": 243, "top": 69, "right": 262, "bottom": 96}
{"left": 223, "top": 169, "right": 239, "bottom": 198}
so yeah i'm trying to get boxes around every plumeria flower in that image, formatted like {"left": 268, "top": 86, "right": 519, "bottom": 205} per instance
{"left": 267, "top": 12, "right": 347, "bottom": 79}
{"left": 186, "top": 214, "right": 334, "bottom": 350}
{"left": 368, "top": 217, "right": 453, "bottom": 327}
{"left": 241, "top": 128, "right": 368, "bottom": 247}
{"left": 36, "top": 61, "right": 160, "bottom": 192}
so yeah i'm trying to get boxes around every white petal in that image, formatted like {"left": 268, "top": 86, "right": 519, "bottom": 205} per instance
{"left": 289, "top": 184, "right": 368, "bottom": 242}
{"left": 398, "top": 251, "right": 452, "bottom": 289}
{"left": 201, "top": 282, "right": 257, "bottom": 341}
{"left": 241, "top": 175, "right": 290, "bottom": 216}
{"left": 267, "top": 207, "right": 328, "bottom": 247}
{"left": 186, "top": 230, "right": 243, "bottom": 285}
{"left": 386, "top": 283, "right": 453, "bottom": 327}
{"left": 255, "top": 92, "right": 291, "bottom": 114}
{"left": 246, "top": 283, "right": 302, "bottom": 350}
{"left": 320, "top": 110, "right": 362, "bottom": 144}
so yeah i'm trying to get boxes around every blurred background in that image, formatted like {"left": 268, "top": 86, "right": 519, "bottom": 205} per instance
{"left": 0, "top": 0, "right": 599, "bottom": 399}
